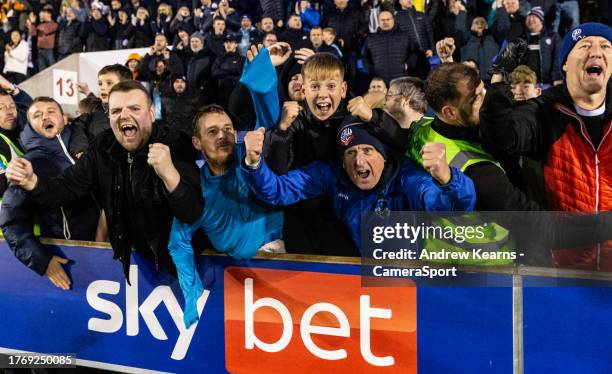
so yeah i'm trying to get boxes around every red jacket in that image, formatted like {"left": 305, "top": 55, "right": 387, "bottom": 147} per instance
{"left": 29, "top": 21, "right": 58, "bottom": 49}
{"left": 481, "top": 82, "right": 612, "bottom": 270}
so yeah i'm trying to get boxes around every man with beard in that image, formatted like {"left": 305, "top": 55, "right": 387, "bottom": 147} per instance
{"left": 407, "top": 63, "right": 544, "bottom": 212}
{"left": 6, "top": 80, "right": 203, "bottom": 281}
{"left": 71, "top": 64, "right": 132, "bottom": 157}
{"left": 481, "top": 23, "right": 612, "bottom": 270}
{"left": 168, "top": 104, "right": 284, "bottom": 328}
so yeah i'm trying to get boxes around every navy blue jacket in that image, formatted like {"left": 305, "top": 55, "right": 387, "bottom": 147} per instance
{"left": 241, "top": 157, "right": 476, "bottom": 250}
{"left": 533, "top": 29, "right": 563, "bottom": 84}
{"left": 0, "top": 125, "right": 99, "bottom": 275}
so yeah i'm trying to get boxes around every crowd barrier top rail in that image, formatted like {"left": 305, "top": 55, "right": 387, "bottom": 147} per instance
{"left": 37, "top": 237, "right": 612, "bottom": 282}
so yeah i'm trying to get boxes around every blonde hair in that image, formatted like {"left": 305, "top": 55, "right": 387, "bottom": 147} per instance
{"left": 302, "top": 53, "right": 344, "bottom": 81}
{"left": 511, "top": 65, "right": 537, "bottom": 85}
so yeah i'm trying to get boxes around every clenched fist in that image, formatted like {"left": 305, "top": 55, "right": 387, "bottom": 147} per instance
{"left": 6, "top": 157, "right": 37, "bottom": 191}
{"left": 244, "top": 127, "right": 265, "bottom": 165}
{"left": 279, "top": 101, "right": 301, "bottom": 131}
{"left": 148, "top": 143, "right": 180, "bottom": 192}
{"left": 436, "top": 38, "right": 455, "bottom": 63}
{"left": 421, "top": 142, "right": 452, "bottom": 185}
{"left": 348, "top": 96, "right": 373, "bottom": 121}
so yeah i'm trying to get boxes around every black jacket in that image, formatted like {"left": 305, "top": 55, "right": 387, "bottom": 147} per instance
{"left": 0, "top": 125, "right": 99, "bottom": 276}
{"left": 364, "top": 27, "right": 413, "bottom": 84}
{"left": 278, "top": 28, "right": 310, "bottom": 51}
{"left": 27, "top": 124, "right": 204, "bottom": 278}
{"left": 161, "top": 89, "right": 201, "bottom": 135}
{"left": 57, "top": 20, "right": 83, "bottom": 57}
{"left": 263, "top": 102, "right": 358, "bottom": 256}
{"left": 429, "top": 117, "right": 543, "bottom": 211}
{"left": 139, "top": 49, "right": 185, "bottom": 80}
{"left": 492, "top": 8, "right": 527, "bottom": 44}
{"left": 81, "top": 18, "right": 109, "bottom": 52}
{"left": 211, "top": 51, "right": 244, "bottom": 81}
{"left": 110, "top": 21, "right": 133, "bottom": 50}
{"left": 127, "top": 18, "right": 153, "bottom": 48}
{"left": 320, "top": 6, "right": 366, "bottom": 53}
{"left": 184, "top": 47, "right": 216, "bottom": 93}
{"left": 69, "top": 98, "right": 109, "bottom": 156}
{"left": 395, "top": 8, "right": 434, "bottom": 52}
{"left": 205, "top": 32, "right": 228, "bottom": 58}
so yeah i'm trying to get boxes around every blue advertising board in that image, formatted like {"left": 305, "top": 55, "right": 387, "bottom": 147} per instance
{"left": 0, "top": 240, "right": 609, "bottom": 373}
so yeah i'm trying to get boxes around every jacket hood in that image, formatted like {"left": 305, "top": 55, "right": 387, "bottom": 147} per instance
{"left": 20, "top": 123, "right": 74, "bottom": 176}
{"left": 278, "top": 57, "right": 302, "bottom": 102}
{"left": 21, "top": 123, "right": 72, "bottom": 157}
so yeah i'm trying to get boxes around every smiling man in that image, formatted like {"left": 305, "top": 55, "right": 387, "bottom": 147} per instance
{"left": 481, "top": 23, "right": 612, "bottom": 270}
{"left": 5, "top": 80, "right": 203, "bottom": 280}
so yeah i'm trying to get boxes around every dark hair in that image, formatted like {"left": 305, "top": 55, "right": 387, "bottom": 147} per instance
{"left": 29, "top": 97, "right": 64, "bottom": 116}
{"left": 108, "top": 80, "right": 151, "bottom": 104}
{"left": 213, "top": 16, "right": 225, "bottom": 23}
{"left": 78, "top": 96, "right": 102, "bottom": 115}
{"left": 98, "top": 64, "right": 132, "bottom": 81}
{"left": 425, "top": 63, "right": 480, "bottom": 113}
{"left": 192, "top": 104, "right": 231, "bottom": 137}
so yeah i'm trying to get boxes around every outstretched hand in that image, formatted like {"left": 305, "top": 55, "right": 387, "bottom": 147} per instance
{"left": 247, "top": 43, "right": 291, "bottom": 67}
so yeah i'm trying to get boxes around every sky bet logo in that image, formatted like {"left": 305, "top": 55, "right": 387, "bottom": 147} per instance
{"left": 224, "top": 267, "right": 417, "bottom": 373}
{"left": 86, "top": 265, "right": 209, "bottom": 361}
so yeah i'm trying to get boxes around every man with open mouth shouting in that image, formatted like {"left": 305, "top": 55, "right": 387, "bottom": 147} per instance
{"left": 481, "top": 22, "right": 612, "bottom": 271}
{"left": 241, "top": 119, "right": 476, "bottom": 250}
{"left": 5, "top": 80, "right": 203, "bottom": 281}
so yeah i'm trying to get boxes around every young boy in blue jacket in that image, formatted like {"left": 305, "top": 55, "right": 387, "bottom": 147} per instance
{"left": 240, "top": 120, "right": 476, "bottom": 249}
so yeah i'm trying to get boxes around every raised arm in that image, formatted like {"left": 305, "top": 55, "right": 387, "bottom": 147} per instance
{"left": 241, "top": 128, "right": 333, "bottom": 205}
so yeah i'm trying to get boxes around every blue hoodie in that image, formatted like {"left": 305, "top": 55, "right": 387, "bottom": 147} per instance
{"left": 168, "top": 137, "right": 283, "bottom": 328}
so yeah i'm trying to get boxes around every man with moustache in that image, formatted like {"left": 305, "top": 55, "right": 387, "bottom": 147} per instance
{"left": 168, "top": 104, "right": 284, "bottom": 328}
{"left": 6, "top": 80, "right": 203, "bottom": 280}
